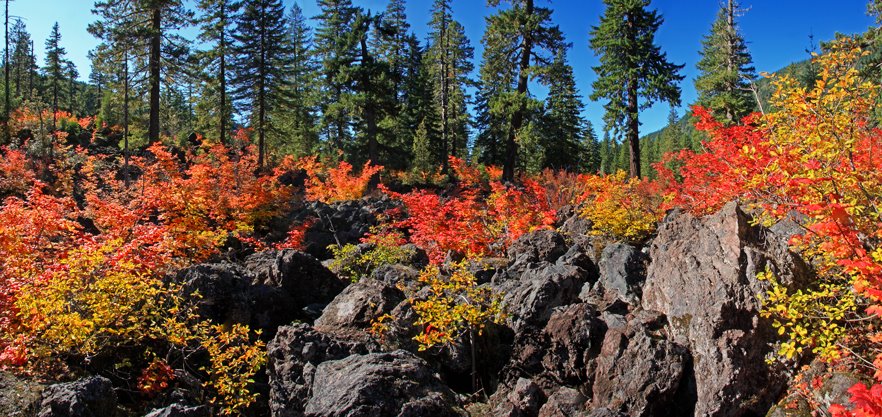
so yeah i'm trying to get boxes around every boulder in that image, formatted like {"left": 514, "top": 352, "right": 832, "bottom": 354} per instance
{"left": 490, "top": 378, "right": 546, "bottom": 417}
{"left": 37, "top": 376, "right": 117, "bottom": 417}
{"left": 143, "top": 404, "right": 209, "bottom": 417}
{"left": 537, "top": 387, "right": 588, "bottom": 417}
{"left": 496, "top": 263, "right": 589, "bottom": 332}
{"left": 540, "top": 304, "right": 606, "bottom": 388}
{"left": 303, "top": 350, "right": 466, "bottom": 417}
{"left": 266, "top": 324, "right": 377, "bottom": 417}
{"left": 582, "top": 243, "right": 647, "bottom": 308}
{"left": 591, "top": 311, "right": 692, "bottom": 417}
{"left": 314, "top": 278, "right": 405, "bottom": 340}
{"left": 298, "top": 198, "right": 396, "bottom": 260}
{"left": 641, "top": 202, "right": 809, "bottom": 417}
{"left": 177, "top": 263, "right": 252, "bottom": 326}
{"left": 244, "top": 249, "right": 348, "bottom": 315}
{"left": 507, "top": 230, "right": 568, "bottom": 268}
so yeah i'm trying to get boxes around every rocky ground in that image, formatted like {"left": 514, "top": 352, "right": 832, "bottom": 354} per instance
{"left": 3, "top": 199, "right": 847, "bottom": 416}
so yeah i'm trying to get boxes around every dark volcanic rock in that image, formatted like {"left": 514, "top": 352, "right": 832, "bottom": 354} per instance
{"left": 37, "top": 376, "right": 117, "bottom": 417}
{"left": 540, "top": 304, "right": 606, "bottom": 388}
{"left": 267, "top": 324, "right": 378, "bottom": 417}
{"left": 298, "top": 198, "right": 397, "bottom": 260}
{"left": 177, "top": 263, "right": 252, "bottom": 326}
{"left": 491, "top": 378, "right": 546, "bottom": 417}
{"left": 537, "top": 387, "right": 588, "bottom": 417}
{"left": 507, "top": 230, "right": 568, "bottom": 268}
{"left": 143, "top": 404, "right": 209, "bottom": 417}
{"left": 303, "top": 350, "right": 467, "bottom": 417}
{"left": 314, "top": 278, "right": 405, "bottom": 340}
{"left": 245, "top": 250, "right": 347, "bottom": 307}
{"left": 591, "top": 311, "right": 691, "bottom": 417}
{"left": 641, "top": 202, "right": 809, "bottom": 417}
{"left": 495, "top": 263, "right": 589, "bottom": 332}
{"left": 581, "top": 243, "right": 647, "bottom": 308}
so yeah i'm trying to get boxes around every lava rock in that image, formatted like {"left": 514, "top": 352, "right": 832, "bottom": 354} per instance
{"left": 267, "top": 324, "right": 378, "bottom": 417}
{"left": 303, "top": 350, "right": 467, "bottom": 417}
{"left": 37, "top": 376, "right": 117, "bottom": 417}
{"left": 314, "top": 278, "right": 405, "bottom": 341}
{"left": 244, "top": 249, "right": 348, "bottom": 311}
{"left": 641, "top": 202, "right": 810, "bottom": 417}
{"left": 143, "top": 404, "right": 209, "bottom": 417}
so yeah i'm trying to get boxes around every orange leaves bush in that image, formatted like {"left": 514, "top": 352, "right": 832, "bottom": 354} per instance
{"left": 387, "top": 157, "right": 555, "bottom": 264}
{"left": 296, "top": 155, "right": 382, "bottom": 203}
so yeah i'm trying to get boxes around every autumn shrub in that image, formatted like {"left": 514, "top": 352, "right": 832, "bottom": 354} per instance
{"left": 296, "top": 155, "right": 383, "bottom": 203}
{"left": 407, "top": 261, "right": 506, "bottom": 351}
{"left": 328, "top": 228, "right": 415, "bottom": 282}
{"left": 658, "top": 38, "right": 882, "bottom": 415}
{"left": 0, "top": 140, "right": 289, "bottom": 414}
{"left": 386, "top": 157, "right": 555, "bottom": 263}
{"left": 578, "top": 170, "right": 662, "bottom": 243}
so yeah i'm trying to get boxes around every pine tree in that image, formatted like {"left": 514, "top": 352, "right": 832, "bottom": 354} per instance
{"left": 399, "top": 34, "right": 436, "bottom": 170}
{"left": 411, "top": 118, "right": 434, "bottom": 175}
{"left": 580, "top": 121, "right": 601, "bottom": 173}
{"left": 372, "top": 0, "right": 421, "bottom": 170}
{"left": 230, "top": 0, "right": 293, "bottom": 168}
{"left": 91, "top": 0, "right": 192, "bottom": 144}
{"left": 541, "top": 48, "right": 586, "bottom": 171}
{"left": 599, "top": 130, "right": 614, "bottom": 174}
{"left": 66, "top": 60, "right": 78, "bottom": 115}
{"left": 589, "top": 0, "right": 684, "bottom": 178}
{"left": 425, "top": 0, "right": 474, "bottom": 172}
{"left": 44, "top": 22, "right": 67, "bottom": 128}
{"left": 196, "top": 0, "right": 239, "bottom": 144}
{"left": 484, "top": 0, "right": 565, "bottom": 181}
{"left": 270, "top": 2, "right": 319, "bottom": 158}
{"left": 694, "top": 0, "right": 755, "bottom": 124}
{"left": 9, "top": 19, "right": 33, "bottom": 100}
{"left": 313, "top": 0, "right": 358, "bottom": 153}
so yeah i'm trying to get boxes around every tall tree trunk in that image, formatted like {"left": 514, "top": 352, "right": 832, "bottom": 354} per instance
{"left": 503, "top": 0, "right": 534, "bottom": 182}
{"left": 257, "top": 9, "right": 267, "bottom": 169}
{"left": 627, "top": 75, "right": 640, "bottom": 178}
{"left": 219, "top": 1, "right": 227, "bottom": 145}
{"left": 148, "top": 7, "right": 161, "bottom": 143}
{"left": 27, "top": 39, "right": 33, "bottom": 100}
{"left": 439, "top": 8, "right": 449, "bottom": 174}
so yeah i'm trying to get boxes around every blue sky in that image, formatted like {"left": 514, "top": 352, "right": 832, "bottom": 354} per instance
{"left": 9, "top": 0, "right": 878, "bottom": 136}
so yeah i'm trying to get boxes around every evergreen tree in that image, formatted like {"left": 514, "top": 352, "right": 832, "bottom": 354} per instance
{"left": 91, "top": 0, "right": 192, "bottom": 144}
{"left": 270, "top": 3, "right": 319, "bottom": 158}
{"left": 230, "top": 0, "right": 293, "bottom": 168}
{"left": 658, "top": 107, "right": 684, "bottom": 155}
{"left": 44, "top": 22, "right": 67, "bottom": 128}
{"left": 599, "top": 130, "right": 614, "bottom": 174}
{"left": 313, "top": 0, "right": 358, "bottom": 152}
{"left": 66, "top": 60, "right": 78, "bottom": 115}
{"left": 9, "top": 19, "right": 34, "bottom": 100}
{"left": 694, "top": 0, "right": 755, "bottom": 124}
{"left": 372, "top": 0, "right": 414, "bottom": 169}
{"left": 399, "top": 34, "right": 437, "bottom": 169}
{"left": 580, "top": 121, "right": 601, "bottom": 173}
{"left": 541, "top": 47, "right": 586, "bottom": 171}
{"left": 349, "top": 10, "right": 392, "bottom": 165}
{"left": 425, "top": 0, "right": 474, "bottom": 172}
{"left": 589, "top": 0, "right": 684, "bottom": 178}
{"left": 411, "top": 118, "right": 434, "bottom": 174}
{"left": 484, "top": 0, "right": 565, "bottom": 181}
{"left": 196, "top": 0, "right": 239, "bottom": 144}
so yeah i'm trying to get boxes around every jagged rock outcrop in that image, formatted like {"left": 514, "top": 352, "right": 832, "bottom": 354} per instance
{"left": 591, "top": 311, "right": 692, "bottom": 417}
{"left": 296, "top": 198, "right": 398, "bottom": 260}
{"left": 37, "top": 376, "right": 117, "bottom": 417}
{"left": 303, "top": 350, "right": 467, "bottom": 417}
{"left": 641, "top": 202, "right": 810, "bottom": 417}
{"left": 495, "top": 263, "right": 590, "bottom": 333}
{"left": 580, "top": 243, "right": 648, "bottom": 309}
{"left": 178, "top": 249, "right": 346, "bottom": 333}
{"left": 266, "top": 324, "right": 378, "bottom": 417}
{"left": 143, "top": 404, "right": 209, "bottom": 417}
{"left": 314, "top": 278, "right": 405, "bottom": 341}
